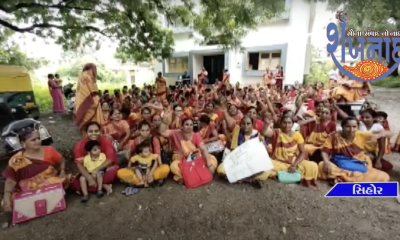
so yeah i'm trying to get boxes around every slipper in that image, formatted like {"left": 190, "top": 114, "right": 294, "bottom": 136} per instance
{"left": 122, "top": 187, "right": 138, "bottom": 196}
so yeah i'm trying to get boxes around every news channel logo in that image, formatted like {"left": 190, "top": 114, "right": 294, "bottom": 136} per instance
{"left": 325, "top": 182, "right": 399, "bottom": 197}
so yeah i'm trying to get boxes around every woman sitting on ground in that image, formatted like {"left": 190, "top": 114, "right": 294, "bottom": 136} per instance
{"left": 102, "top": 108, "right": 135, "bottom": 151}
{"left": 117, "top": 120, "right": 170, "bottom": 186}
{"left": 70, "top": 121, "right": 119, "bottom": 194}
{"left": 318, "top": 117, "right": 390, "bottom": 183}
{"left": 158, "top": 112, "right": 218, "bottom": 183}
{"left": 1, "top": 125, "right": 71, "bottom": 211}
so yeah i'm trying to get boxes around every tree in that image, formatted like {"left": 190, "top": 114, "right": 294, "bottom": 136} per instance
{"left": 57, "top": 57, "right": 126, "bottom": 83}
{"left": 313, "top": 0, "right": 400, "bottom": 76}
{"left": 0, "top": 0, "right": 286, "bottom": 62}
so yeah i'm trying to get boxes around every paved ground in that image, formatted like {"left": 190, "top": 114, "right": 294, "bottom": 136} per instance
{"left": 0, "top": 87, "right": 399, "bottom": 240}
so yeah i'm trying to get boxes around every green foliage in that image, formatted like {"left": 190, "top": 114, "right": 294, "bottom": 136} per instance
{"left": 0, "top": 0, "right": 286, "bottom": 63}
{"left": 371, "top": 76, "right": 400, "bottom": 88}
{"left": 56, "top": 58, "right": 127, "bottom": 83}
{"left": 305, "top": 49, "right": 335, "bottom": 85}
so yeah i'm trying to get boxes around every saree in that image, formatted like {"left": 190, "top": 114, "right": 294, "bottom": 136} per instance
{"left": 268, "top": 129, "right": 319, "bottom": 180}
{"left": 102, "top": 120, "right": 135, "bottom": 150}
{"left": 222, "top": 72, "right": 230, "bottom": 86}
{"left": 304, "top": 121, "right": 336, "bottom": 156}
{"left": 117, "top": 136, "right": 170, "bottom": 185}
{"left": 156, "top": 77, "right": 167, "bottom": 101}
{"left": 2, "top": 147, "right": 68, "bottom": 192}
{"left": 331, "top": 81, "right": 366, "bottom": 101}
{"left": 318, "top": 131, "right": 389, "bottom": 182}
{"left": 216, "top": 126, "right": 270, "bottom": 180}
{"left": 74, "top": 71, "right": 103, "bottom": 130}
{"left": 48, "top": 79, "right": 65, "bottom": 113}
{"left": 168, "top": 130, "right": 218, "bottom": 181}
{"left": 70, "top": 136, "right": 118, "bottom": 193}
{"left": 263, "top": 71, "right": 272, "bottom": 87}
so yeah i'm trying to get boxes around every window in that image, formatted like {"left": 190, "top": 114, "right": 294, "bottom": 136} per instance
{"left": 246, "top": 51, "right": 281, "bottom": 70}
{"left": 166, "top": 57, "right": 188, "bottom": 73}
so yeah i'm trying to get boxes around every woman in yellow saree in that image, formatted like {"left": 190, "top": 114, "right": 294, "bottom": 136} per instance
{"left": 158, "top": 112, "right": 218, "bottom": 183}
{"left": 75, "top": 63, "right": 104, "bottom": 131}
{"left": 156, "top": 72, "right": 167, "bottom": 101}
{"left": 318, "top": 117, "right": 390, "bottom": 183}
{"left": 331, "top": 74, "right": 372, "bottom": 102}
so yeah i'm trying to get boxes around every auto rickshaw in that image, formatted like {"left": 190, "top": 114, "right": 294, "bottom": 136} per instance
{"left": 0, "top": 64, "right": 40, "bottom": 120}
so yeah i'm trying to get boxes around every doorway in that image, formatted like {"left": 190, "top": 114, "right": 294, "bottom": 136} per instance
{"left": 203, "top": 54, "right": 225, "bottom": 84}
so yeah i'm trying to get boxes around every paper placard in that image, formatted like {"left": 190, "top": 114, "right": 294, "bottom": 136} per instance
{"left": 223, "top": 138, "right": 273, "bottom": 183}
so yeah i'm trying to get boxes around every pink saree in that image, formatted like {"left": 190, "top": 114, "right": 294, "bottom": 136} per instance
{"left": 48, "top": 79, "right": 65, "bottom": 113}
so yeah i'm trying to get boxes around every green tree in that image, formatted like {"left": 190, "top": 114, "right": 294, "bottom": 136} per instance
{"left": 57, "top": 57, "right": 126, "bottom": 83}
{"left": 0, "top": 0, "right": 286, "bottom": 62}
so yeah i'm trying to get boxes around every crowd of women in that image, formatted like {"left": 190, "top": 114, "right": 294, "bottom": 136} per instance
{"left": 1, "top": 63, "right": 398, "bottom": 211}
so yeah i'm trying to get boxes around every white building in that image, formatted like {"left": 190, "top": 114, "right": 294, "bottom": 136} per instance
{"left": 315, "top": 46, "right": 360, "bottom": 64}
{"left": 155, "top": 0, "right": 316, "bottom": 86}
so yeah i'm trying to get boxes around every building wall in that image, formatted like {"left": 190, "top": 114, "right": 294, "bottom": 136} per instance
{"left": 156, "top": 0, "right": 312, "bottom": 86}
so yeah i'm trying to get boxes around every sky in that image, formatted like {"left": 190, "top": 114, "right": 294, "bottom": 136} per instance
{"left": 10, "top": 2, "right": 334, "bottom": 68}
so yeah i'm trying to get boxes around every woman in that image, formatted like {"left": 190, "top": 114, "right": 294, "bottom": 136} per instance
{"left": 1, "top": 126, "right": 69, "bottom": 211}
{"left": 198, "top": 67, "right": 208, "bottom": 85}
{"left": 303, "top": 107, "right": 336, "bottom": 160}
{"left": 221, "top": 104, "right": 243, "bottom": 139}
{"left": 101, "top": 102, "right": 111, "bottom": 123}
{"left": 75, "top": 63, "right": 104, "bottom": 131}
{"left": 117, "top": 121, "right": 170, "bottom": 186}
{"left": 331, "top": 75, "right": 372, "bottom": 102}
{"left": 48, "top": 73, "right": 65, "bottom": 113}
{"left": 159, "top": 113, "right": 218, "bottom": 182}
{"left": 102, "top": 108, "right": 135, "bottom": 151}
{"left": 222, "top": 69, "right": 230, "bottom": 86}
{"left": 156, "top": 72, "right": 167, "bottom": 101}
{"left": 199, "top": 115, "right": 219, "bottom": 143}
{"left": 263, "top": 115, "right": 320, "bottom": 187}
{"left": 358, "top": 109, "right": 392, "bottom": 172}
{"left": 217, "top": 115, "right": 271, "bottom": 187}
{"left": 70, "top": 121, "right": 118, "bottom": 193}
{"left": 247, "top": 107, "right": 264, "bottom": 132}
{"left": 170, "top": 105, "right": 185, "bottom": 129}
{"left": 318, "top": 117, "right": 390, "bottom": 183}
{"left": 263, "top": 68, "right": 272, "bottom": 88}
{"left": 128, "top": 107, "right": 152, "bottom": 131}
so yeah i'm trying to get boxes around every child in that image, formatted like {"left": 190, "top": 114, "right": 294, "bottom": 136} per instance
{"left": 80, "top": 140, "right": 112, "bottom": 203}
{"left": 375, "top": 111, "right": 391, "bottom": 153}
{"left": 128, "top": 140, "right": 161, "bottom": 187}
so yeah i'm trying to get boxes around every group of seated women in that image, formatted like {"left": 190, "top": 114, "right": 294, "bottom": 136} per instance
{"left": 1, "top": 77, "right": 395, "bottom": 212}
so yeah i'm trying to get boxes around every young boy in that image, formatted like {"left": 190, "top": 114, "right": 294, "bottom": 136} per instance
{"left": 129, "top": 140, "right": 161, "bottom": 187}
{"left": 80, "top": 140, "right": 112, "bottom": 203}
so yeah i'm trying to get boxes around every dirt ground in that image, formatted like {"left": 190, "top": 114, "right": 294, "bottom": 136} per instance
{"left": 0, "top": 87, "right": 399, "bottom": 240}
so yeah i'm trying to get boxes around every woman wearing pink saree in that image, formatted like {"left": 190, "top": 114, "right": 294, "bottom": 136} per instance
{"left": 48, "top": 74, "right": 65, "bottom": 113}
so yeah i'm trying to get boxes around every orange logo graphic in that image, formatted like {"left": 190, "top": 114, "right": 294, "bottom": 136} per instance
{"left": 343, "top": 60, "right": 389, "bottom": 80}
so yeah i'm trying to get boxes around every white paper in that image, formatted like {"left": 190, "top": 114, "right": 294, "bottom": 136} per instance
{"left": 223, "top": 138, "right": 273, "bottom": 183}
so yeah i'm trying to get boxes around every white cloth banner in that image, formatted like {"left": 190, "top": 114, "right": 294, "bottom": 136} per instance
{"left": 224, "top": 138, "right": 273, "bottom": 183}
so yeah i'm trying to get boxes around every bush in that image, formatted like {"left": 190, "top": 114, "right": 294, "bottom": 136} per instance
{"left": 371, "top": 76, "right": 400, "bottom": 88}
{"left": 34, "top": 82, "right": 124, "bottom": 112}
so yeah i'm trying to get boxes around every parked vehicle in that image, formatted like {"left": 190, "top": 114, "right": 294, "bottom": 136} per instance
{"left": 1, "top": 118, "right": 52, "bottom": 156}
{"left": 0, "top": 65, "right": 40, "bottom": 119}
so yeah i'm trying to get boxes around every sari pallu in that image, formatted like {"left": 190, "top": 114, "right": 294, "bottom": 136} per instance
{"left": 70, "top": 136, "right": 118, "bottom": 193}
{"left": 117, "top": 137, "right": 170, "bottom": 185}
{"left": 304, "top": 121, "right": 336, "bottom": 156}
{"left": 75, "top": 71, "right": 104, "bottom": 130}
{"left": 168, "top": 130, "right": 218, "bottom": 182}
{"left": 102, "top": 120, "right": 135, "bottom": 150}
{"left": 318, "top": 131, "right": 389, "bottom": 182}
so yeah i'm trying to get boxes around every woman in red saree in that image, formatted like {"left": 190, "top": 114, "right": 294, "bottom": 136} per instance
{"left": 156, "top": 72, "right": 167, "bottom": 101}
{"left": 74, "top": 63, "right": 104, "bottom": 131}
{"left": 70, "top": 121, "right": 118, "bottom": 193}
{"left": 247, "top": 107, "right": 264, "bottom": 132}
{"left": 199, "top": 115, "right": 219, "bottom": 143}
{"left": 117, "top": 120, "right": 170, "bottom": 186}
{"left": 102, "top": 108, "right": 135, "bottom": 151}
{"left": 1, "top": 126, "right": 70, "bottom": 211}
{"left": 159, "top": 113, "right": 217, "bottom": 182}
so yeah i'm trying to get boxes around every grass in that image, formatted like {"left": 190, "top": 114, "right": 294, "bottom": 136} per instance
{"left": 33, "top": 82, "right": 124, "bottom": 112}
{"left": 370, "top": 76, "right": 400, "bottom": 88}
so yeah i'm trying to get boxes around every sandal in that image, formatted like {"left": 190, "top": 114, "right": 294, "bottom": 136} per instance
{"left": 97, "top": 190, "right": 104, "bottom": 198}
{"left": 122, "top": 187, "right": 139, "bottom": 196}
{"left": 81, "top": 195, "right": 89, "bottom": 203}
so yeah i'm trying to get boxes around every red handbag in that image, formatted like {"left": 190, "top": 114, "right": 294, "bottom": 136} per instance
{"left": 179, "top": 154, "right": 213, "bottom": 189}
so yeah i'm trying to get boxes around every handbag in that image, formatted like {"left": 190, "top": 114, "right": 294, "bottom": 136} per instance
{"left": 178, "top": 153, "right": 213, "bottom": 189}
{"left": 332, "top": 155, "right": 367, "bottom": 173}
{"left": 277, "top": 170, "right": 301, "bottom": 184}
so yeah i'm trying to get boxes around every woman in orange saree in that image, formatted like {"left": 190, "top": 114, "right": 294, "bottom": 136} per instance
{"left": 75, "top": 63, "right": 104, "bottom": 131}
{"left": 158, "top": 114, "right": 217, "bottom": 182}
{"left": 1, "top": 127, "right": 70, "bottom": 211}
{"left": 222, "top": 69, "right": 230, "bottom": 86}
{"left": 318, "top": 117, "right": 390, "bottom": 183}
{"left": 198, "top": 115, "right": 219, "bottom": 143}
{"left": 170, "top": 105, "right": 184, "bottom": 129}
{"left": 263, "top": 68, "right": 272, "bottom": 88}
{"left": 102, "top": 108, "right": 135, "bottom": 151}
{"left": 156, "top": 72, "right": 167, "bottom": 101}
{"left": 117, "top": 120, "right": 170, "bottom": 186}
{"left": 331, "top": 77, "right": 372, "bottom": 102}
